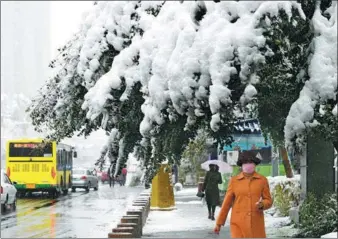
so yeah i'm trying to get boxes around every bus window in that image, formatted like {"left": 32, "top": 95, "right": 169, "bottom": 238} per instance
{"left": 9, "top": 142, "right": 53, "bottom": 157}
{"left": 62, "top": 150, "right": 66, "bottom": 167}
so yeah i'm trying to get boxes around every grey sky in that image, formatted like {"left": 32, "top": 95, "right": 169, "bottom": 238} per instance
{"left": 50, "top": 1, "right": 93, "bottom": 58}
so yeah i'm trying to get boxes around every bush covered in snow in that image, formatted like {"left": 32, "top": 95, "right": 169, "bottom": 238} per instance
{"left": 128, "top": 175, "right": 142, "bottom": 187}
{"left": 174, "top": 182, "right": 183, "bottom": 191}
{"left": 272, "top": 178, "right": 300, "bottom": 216}
{"left": 297, "top": 192, "right": 337, "bottom": 238}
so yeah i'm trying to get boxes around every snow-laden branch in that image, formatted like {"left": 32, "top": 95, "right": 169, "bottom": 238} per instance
{"left": 285, "top": 2, "right": 337, "bottom": 148}
{"left": 82, "top": 1, "right": 305, "bottom": 135}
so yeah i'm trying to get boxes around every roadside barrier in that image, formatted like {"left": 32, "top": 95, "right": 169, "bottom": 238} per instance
{"left": 108, "top": 190, "right": 151, "bottom": 238}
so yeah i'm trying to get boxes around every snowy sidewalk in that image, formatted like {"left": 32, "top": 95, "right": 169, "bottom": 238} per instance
{"left": 142, "top": 187, "right": 294, "bottom": 238}
{"left": 142, "top": 187, "right": 230, "bottom": 238}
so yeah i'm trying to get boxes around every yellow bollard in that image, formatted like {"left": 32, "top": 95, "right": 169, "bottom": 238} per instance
{"left": 150, "top": 164, "right": 175, "bottom": 211}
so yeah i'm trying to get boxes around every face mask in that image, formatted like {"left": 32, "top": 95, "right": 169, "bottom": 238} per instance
{"left": 242, "top": 163, "right": 256, "bottom": 174}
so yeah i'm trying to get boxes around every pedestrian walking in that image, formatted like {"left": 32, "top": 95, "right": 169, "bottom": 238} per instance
{"left": 202, "top": 163, "right": 222, "bottom": 220}
{"left": 214, "top": 151, "right": 273, "bottom": 238}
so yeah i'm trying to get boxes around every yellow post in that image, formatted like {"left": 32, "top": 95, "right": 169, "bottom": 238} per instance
{"left": 150, "top": 164, "right": 175, "bottom": 211}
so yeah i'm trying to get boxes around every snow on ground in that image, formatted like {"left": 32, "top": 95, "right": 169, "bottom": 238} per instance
{"left": 143, "top": 187, "right": 228, "bottom": 238}
{"left": 321, "top": 232, "right": 338, "bottom": 238}
{"left": 143, "top": 184, "right": 294, "bottom": 238}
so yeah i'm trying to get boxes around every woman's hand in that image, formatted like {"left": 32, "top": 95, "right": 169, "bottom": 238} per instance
{"left": 256, "top": 198, "right": 264, "bottom": 210}
{"left": 214, "top": 224, "right": 221, "bottom": 234}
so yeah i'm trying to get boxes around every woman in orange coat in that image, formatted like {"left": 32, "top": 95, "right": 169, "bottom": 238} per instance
{"left": 214, "top": 151, "right": 273, "bottom": 238}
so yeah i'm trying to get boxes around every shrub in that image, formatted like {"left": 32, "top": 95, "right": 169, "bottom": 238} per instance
{"left": 128, "top": 175, "right": 141, "bottom": 187}
{"left": 296, "top": 192, "right": 337, "bottom": 238}
{"left": 271, "top": 178, "right": 301, "bottom": 216}
{"left": 174, "top": 183, "right": 183, "bottom": 191}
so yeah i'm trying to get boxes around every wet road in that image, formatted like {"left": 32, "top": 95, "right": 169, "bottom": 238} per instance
{"left": 1, "top": 184, "right": 143, "bottom": 238}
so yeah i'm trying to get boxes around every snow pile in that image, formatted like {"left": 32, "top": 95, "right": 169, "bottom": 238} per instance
{"left": 267, "top": 174, "right": 301, "bottom": 193}
{"left": 321, "top": 232, "right": 338, "bottom": 238}
{"left": 174, "top": 182, "right": 183, "bottom": 191}
{"left": 82, "top": 1, "right": 306, "bottom": 135}
{"left": 285, "top": 2, "right": 337, "bottom": 147}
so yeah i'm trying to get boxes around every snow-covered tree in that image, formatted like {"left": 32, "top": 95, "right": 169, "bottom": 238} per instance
{"left": 28, "top": 1, "right": 337, "bottom": 182}
{"left": 284, "top": 1, "right": 337, "bottom": 151}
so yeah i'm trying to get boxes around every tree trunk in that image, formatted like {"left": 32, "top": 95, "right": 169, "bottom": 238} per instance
{"left": 279, "top": 147, "right": 294, "bottom": 178}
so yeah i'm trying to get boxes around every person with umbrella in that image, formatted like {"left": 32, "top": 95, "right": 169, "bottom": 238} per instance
{"left": 202, "top": 163, "right": 222, "bottom": 220}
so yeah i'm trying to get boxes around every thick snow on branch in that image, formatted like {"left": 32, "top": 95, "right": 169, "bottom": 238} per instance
{"left": 285, "top": 2, "right": 337, "bottom": 147}
{"left": 82, "top": 1, "right": 305, "bottom": 135}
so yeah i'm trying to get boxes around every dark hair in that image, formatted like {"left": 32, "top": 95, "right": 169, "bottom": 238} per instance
{"left": 237, "top": 151, "right": 261, "bottom": 167}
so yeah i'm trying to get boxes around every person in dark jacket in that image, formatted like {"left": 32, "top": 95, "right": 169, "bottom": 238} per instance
{"left": 203, "top": 163, "right": 222, "bottom": 220}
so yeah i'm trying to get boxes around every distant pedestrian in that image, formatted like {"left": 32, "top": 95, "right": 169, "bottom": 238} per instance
{"left": 121, "top": 165, "right": 127, "bottom": 186}
{"left": 214, "top": 151, "right": 273, "bottom": 238}
{"left": 202, "top": 163, "right": 222, "bottom": 220}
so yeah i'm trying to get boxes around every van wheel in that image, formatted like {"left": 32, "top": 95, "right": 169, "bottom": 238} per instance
{"left": 71, "top": 187, "right": 76, "bottom": 192}
{"left": 63, "top": 189, "right": 68, "bottom": 195}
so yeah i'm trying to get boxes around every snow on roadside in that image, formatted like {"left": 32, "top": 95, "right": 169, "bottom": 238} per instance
{"left": 321, "top": 232, "right": 338, "bottom": 238}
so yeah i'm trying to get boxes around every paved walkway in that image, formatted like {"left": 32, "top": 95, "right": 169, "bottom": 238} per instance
{"left": 142, "top": 187, "right": 294, "bottom": 238}
{"left": 142, "top": 188, "right": 230, "bottom": 238}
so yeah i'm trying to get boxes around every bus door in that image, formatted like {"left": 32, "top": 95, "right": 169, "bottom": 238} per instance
{"left": 63, "top": 150, "right": 67, "bottom": 189}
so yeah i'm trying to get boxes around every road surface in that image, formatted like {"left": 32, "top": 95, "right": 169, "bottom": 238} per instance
{"left": 1, "top": 184, "right": 143, "bottom": 238}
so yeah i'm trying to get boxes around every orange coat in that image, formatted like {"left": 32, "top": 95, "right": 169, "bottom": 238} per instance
{"left": 216, "top": 172, "right": 273, "bottom": 238}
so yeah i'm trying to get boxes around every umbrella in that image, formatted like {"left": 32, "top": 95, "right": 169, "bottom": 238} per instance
{"left": 201, "top": 160, "right": 233, "bottom": 174}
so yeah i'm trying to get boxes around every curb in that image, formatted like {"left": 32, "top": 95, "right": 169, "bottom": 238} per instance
{"left": 109, "top": 189, "right": 151, "bottom": 238}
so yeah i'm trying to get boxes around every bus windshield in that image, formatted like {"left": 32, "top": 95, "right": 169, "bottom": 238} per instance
{"left": 9, "top": 142, "right": 53, "bottom": 157}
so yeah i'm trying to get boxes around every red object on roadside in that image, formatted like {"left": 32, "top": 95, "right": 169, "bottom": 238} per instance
{"left": 122, "top": 168, "right": 127, "bottom": 175}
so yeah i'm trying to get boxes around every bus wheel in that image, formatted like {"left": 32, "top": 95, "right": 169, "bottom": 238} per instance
{"left": 62, "top": 189, "right": 68, "bottom": 195}
{"left": 71, "top": 187, "right": 76, "bottom": 192}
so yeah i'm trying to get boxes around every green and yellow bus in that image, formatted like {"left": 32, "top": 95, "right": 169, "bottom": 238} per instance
{"left": 5, "top": 138, "right": 77, "bottom": 198}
